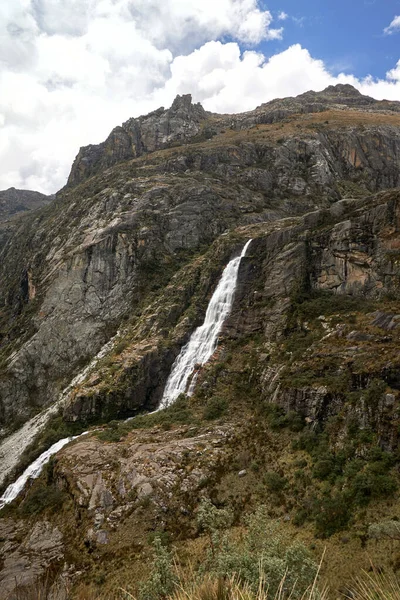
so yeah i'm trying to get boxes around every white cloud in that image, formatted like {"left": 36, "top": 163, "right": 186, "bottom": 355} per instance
{"left": 125, "top": 0, "right": 283, "bottom": 47}
{"left": 384, "top": 15, "right": 400, "bottom": 35}
{"left": 0, "top": 0, "right": 399, "bottom": 195}
{"left": 278, "top": 11, "right": 288, "bottom": 20}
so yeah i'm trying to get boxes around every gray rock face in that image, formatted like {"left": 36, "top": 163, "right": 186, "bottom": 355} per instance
{"left": 0, "top": 519, "right": 64, "bottom": 599}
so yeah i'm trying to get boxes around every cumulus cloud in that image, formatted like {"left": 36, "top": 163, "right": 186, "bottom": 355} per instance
{"left": 384, "top": 15, "right": 400, "bottom": 35}
{"left": 0, "top": 0, "right": 400, "bottom": 195}
{"left": 278, "top": 11, "right": 288, "bottom": 20}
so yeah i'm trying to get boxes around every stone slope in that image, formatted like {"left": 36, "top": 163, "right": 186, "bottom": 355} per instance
{"left": 0, "top": 187, "right": 53, "bottom": 249}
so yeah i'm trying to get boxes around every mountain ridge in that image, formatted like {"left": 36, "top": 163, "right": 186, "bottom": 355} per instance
{"left": 66, "top": 84, "right": 400, "bottom": 189}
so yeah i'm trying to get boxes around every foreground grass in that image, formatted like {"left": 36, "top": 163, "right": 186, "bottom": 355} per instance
{"left": 9, "top": 569, "right": 400, "bottom": 600}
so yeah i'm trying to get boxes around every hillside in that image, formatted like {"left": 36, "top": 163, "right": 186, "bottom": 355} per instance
{"left": 0, "top": 187, "right": 53, "bottom": 223}
{"left": 0, "top": 187, "right": 53, "bottom": 248}
{"left": 1, "top": 85, "right": 400, "bottom": 598}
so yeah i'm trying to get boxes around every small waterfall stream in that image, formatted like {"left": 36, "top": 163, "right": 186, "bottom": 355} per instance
{"left": 0, "top": 433, "right": 87, "bottom": 510}
{"left": 159, "top": 239, "right": 252, "bottom": 409}
{"left": 0, "top": 334, "right": 120, "bottom": 510}
{"left": 0, "top": 239, "right": 251, "bottom": 510}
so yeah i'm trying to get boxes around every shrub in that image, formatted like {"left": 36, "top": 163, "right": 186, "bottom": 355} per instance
{"left": 349, "top": 471, "right": 397, "bottom": 506}
{"left": 261, "top": 404, "right": 289, "bottom": 430}
{"left": 312, "top": 452, "right": 343, "bottom": 481}
{"left": 138, "top": 504, "right": 321, "bottom": 600}
{"left": 286, "top": 411, "right": 306, "bottom": 432}
{"left": 314, "top": 492, "right": 352, "bottom": 537}
{"left": 292, "top": 429, "right": 320, "bottom": 454}
{"left": 19, "top": 483, "right": 67, "bottom": 517}
{"left": 203, "top": 396, "right": 228, "bottom": 421}
{"left": 138, "top": 537, "right": 177, "bottom": 600}
{"left": 264, "top": 472, "right": 287, "bottom": 493}
{"left": 96, "top": 428, "right": 122, "bottom": 443}
{"left": 364, "top": 379, "right": 386, "bottom": 413}
{"left": 369, "top": 520, "right": 400, "bottom": 541}
{"left": 196, "top": 498, "right": 233, "bottom": 555}
{"left": 204, "top": 505, "right": 318, "bottom": 598}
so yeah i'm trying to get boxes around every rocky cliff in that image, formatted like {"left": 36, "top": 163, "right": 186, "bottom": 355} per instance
{"left": 67, "top": 94, "right": 208, "bottom": 187}
{"left": 1, "top": 85, "right": 400, "bottom": 437}
{"left": 1, "top": 85, "right": 400, "bottom": 598}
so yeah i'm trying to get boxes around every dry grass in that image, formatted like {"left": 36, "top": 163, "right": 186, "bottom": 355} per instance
{"left": 118, "top": 568, "right": 400, "bottom": 600}
{"left": 6, "top": 575, "right": 69, "bottom": 600}
{"left": 118, "top": 575, "right": 329, "bottom": 600}
{"left": 118, "top": 552, "right": 328, "bottom": 600}
{"left": 344, "top": 570, "right": 400, "bottom": 600}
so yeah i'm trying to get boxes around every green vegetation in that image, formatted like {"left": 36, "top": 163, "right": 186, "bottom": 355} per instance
{"left": 264, "top": 471, "right": 287, "bottom": 493}
{"left": 94, "top": 394, "right": 198, "bottom": 442}
{"left": 18, "top": 482, "right": 67, "bottom": 517}
{"left": 260, "top": 404, "right": 305, "bottom": 432}
{"left": 139, "top": 503, "right": 319, "bottom": 600}
{"left": 138, "top": 538, "right": 178, "bottom": 600}
{"left": 290, "top": 425, "right": 398, "bottom": 536}
{"left": 203, "top": 396, "right": 228, "bottom": 421}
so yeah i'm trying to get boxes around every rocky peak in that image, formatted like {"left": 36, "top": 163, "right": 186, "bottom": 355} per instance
{"left": 67, "top": 94, "right": 209, "bottom": 187}
{"left": 297, "top": 83, "right": 375, "bottom": 107}
{"left": 171, "top": 93, "right": 193, "bottom": 111}
{"left": 170, "top": 93, "right": 207, "bottom": 120}
{"left": 323, "top": 83, "right": 363, "bottom": 97}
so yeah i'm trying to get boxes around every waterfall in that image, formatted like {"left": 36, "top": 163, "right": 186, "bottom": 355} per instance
{"left": 159, "top": 239, "right": 252, "bottom": 409}
{"left": 0, "top": 433, "right": 87, "bottom": 510}
{"left": 0, "top": 239, "right": 252, "bottom": 509}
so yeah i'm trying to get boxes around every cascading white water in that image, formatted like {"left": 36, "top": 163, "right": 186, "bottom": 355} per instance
{"left": 0, "top": 433, "right": 87, "bottom": 510}
{"left": 159, "top": 239, "right": 252, "bottom": 409}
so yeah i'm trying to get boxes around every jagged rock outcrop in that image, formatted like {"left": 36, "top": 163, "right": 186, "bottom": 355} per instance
{"left": 67, "top": 94, "right": 208, "bottom": 187}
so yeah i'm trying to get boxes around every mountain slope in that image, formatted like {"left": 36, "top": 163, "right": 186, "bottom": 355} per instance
{"left": 1, "top": 190, "right": 400, "bottom": 598}
{"left": 1, "top": 85, "right": 400, "bottom": 436}
{"left": 1, "top": 84, "right": 400, "bottom": 599}
{"left": 0, "top": 187, "right": 53, "bottom": 249}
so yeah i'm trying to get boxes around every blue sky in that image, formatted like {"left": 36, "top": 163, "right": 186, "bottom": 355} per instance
{"left": 1, "top": 0, "right": 400, "bottom": 193}
{"left": 259, "top": 0, "right": 400, "bottom": 79}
